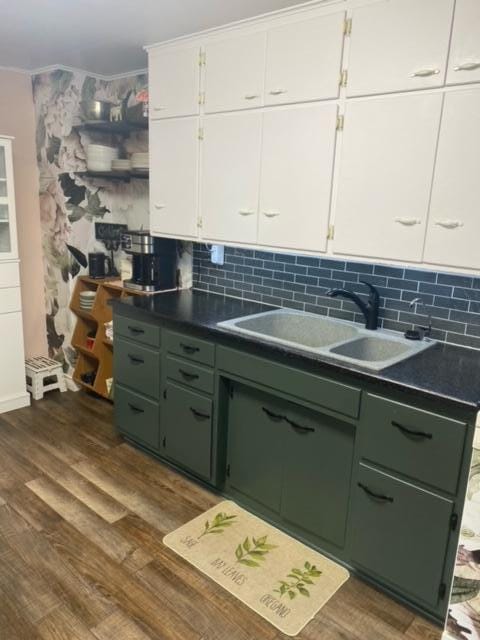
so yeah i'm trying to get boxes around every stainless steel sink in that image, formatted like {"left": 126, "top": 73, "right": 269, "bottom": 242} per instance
{"left": 217, "top": 309, "right": 434, "bottom": 371}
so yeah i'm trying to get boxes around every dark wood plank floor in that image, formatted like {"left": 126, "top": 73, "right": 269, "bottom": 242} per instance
{"left": 0, "top": 390, "right": 442, "bottom": 640}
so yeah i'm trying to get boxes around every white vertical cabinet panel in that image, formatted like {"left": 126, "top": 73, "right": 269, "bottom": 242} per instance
{"left": 201, "top": 112, "right": 262, "bottom": 244}
{"left": 0, "top": 312, "right": 26, "bottom": 401}
{"left": 204, "top": 32, "right": 266, "bottom": 114}
{"left": 150, "top": 118, "right": 199, "bottom": 239}
{"left": 347, "top": 0, "right": 454, "bottom": 97}
{"left": 447, "top": 0, "right": 480, "bottom": 85}
{"left": 265, "top": 11, "right": 345, "bottom": 105}
{"left": 258, "top": 103, "right": 338, "bottom": 252}
{"left": 149, "top": 46, "right": 200, "bottom": 119}
{"left": 424, "top": 89, "right": 480, "bottom": 270}
{"left": 333, "top": 93, "right": 443, "bottom": 263}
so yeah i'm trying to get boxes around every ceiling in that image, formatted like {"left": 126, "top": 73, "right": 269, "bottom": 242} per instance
{"left": 0, "top": 0, "right": 305, "bottom": 77}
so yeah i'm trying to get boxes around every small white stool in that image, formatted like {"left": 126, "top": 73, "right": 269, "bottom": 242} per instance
{"left": 25, "top": 356, "right": 67, "bottom": 400}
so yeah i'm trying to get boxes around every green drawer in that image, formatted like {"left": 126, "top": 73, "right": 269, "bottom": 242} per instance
{"left": 351, "top": 463, "right": 453, "bottom": 608}
{"left": 163, "top": 382, "right": 213, "bottom": 481}
{"left": 114, "top": 338, "right": 161, "bottom": 400}
{"left": 115, "top": 385, "right": 160, "bottom": 450}
{"left": 165, "top": 330, "right": 215, "bottom": 367}
{"left": 361, "top": 394, "right": 467, "bottom": 494}
{"left": 115, "top": 314, "right": 161, "bottom": 348}
{"left": 166, "top": 355, "right": 214, "bottom": 395}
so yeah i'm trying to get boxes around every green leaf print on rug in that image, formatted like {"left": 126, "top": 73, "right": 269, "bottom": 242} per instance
{"left": 235, "top": 535, "right": 277, "bottom": 568}
{"left": 198, "top": 512, "right": 237, "bottom": 538}
{"left": 275, "top": 561, "right": 322, "bottom": 599}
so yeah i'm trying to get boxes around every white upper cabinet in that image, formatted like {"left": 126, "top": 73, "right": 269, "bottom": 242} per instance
{"left": 264, "top": 11, "right": 345, "bottom": 105}
{"left": 149, "top": 46, "right": 200, "bottom": 119}
{"left": 150, "top": 118, "right": 199, "bottom": 239}
{"left": 424, "top": 89, "right": 480, "bottom": 270}
{"left": 0, "top": 139, "right": 17, "bottom": 260}
{"left": 333, "top": 93, "right": 443, "bottom": 262}
{"left": 204, "top": 32, "right": 266, "bottom": 114}
{"left": 346, "top": 0, "right": 454, "bottom": 97}
{"left": 447, "top": 0, "right": 480, "bottom": 85}
{"left": 201, "top": 112, "right": 262, "bottom": 244}
{"left": 258, "top": 103, "right": 338, "bottom": 252}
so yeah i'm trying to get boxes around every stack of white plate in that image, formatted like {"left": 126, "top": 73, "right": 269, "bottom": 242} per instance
{"left": 111, "top": 159, "right": 131, "bottom": 172}
{"left": 87, "top": 144, "right": 119, "bottom": 172}
{"left": 79, "top": 291, "right": 96, "bottom": 311}
{"left": 130, "top": 152, "right": 149, "bottom": 173}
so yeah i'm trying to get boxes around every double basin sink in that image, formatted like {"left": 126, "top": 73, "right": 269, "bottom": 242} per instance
{"left": 217, "top": 309, "right": 434, "bottom": 371}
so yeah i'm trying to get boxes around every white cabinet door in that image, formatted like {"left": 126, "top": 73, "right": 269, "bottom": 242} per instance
{"left": 0, "top": 312, "right": 26, "bottom": 402}
{"left": 149, "top": 46, "right": 200, "bottom": 119}
{"left": 265, "top": 11, "right": 345, "bottom": 105}
{"left": 347, "top": 0, "right": 454, "bottom": 97}
{"left": 150, "top": 118, "right": 199, "bottom": 239}
{"left": 447, "top": 0, "right": 480, "bottom": 85}
{"left": 333, "top": 93, "right": 443, "bottom": 262}
{"left": 424, "top": 89, "right": 480, "bottom": 270}
{"left": 201, "top": 112, "right": 262, "bottom": 244}
{"left": 204, "top": 32, "right": 266, "bottom": 114}
{"left": 258, "top": 103, "right": 338, "bottom": 252}
{"left": 0, "top": 139, "right": 17, "bottom": 260}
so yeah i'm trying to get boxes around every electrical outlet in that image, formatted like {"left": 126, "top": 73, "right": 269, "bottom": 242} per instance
{"left": 211, "top": 245, "right": 225, "bottom": 265}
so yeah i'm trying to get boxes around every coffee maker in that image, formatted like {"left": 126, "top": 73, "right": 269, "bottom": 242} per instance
{"left": 121, "top": 230, "right": 177, "bottom": 292}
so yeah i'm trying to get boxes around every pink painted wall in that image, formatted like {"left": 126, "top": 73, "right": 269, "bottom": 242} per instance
{"left": 0, "top": 68, "right": 47, "bottom": 357}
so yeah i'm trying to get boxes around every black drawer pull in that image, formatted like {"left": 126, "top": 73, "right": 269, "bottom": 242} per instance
{"left": 128, "top": 325, "right": 145, "bottom": 335}
{"left": 179, "top": 369, "right": 199, "bottom": 381}
{"left": 392, "top": 421, "right": 432, "bottom": 440}
{"left": 181, "top": 343, "right": 200, "bottom": 354}
{"left": 128, "top": 354, "right": 144, "bottom": 365}
{"left": 262, "top": 407, "right": 284, "bottom": 421}
{"left": 190, "top": 407, "right": 210, "bottom": 420}
{"left": 128, "top": 403, "right": 144, "bottom": 414}
{"left": 358, "top": 482, "right": 394, "bottom": 503}
{"left": 284, "top": 417, "right": 315, "bottom": 434}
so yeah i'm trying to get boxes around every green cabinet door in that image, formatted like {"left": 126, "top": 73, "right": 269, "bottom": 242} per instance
{"left": 226, "top": 383, "right": 284, "bottom": 512}
{"left": 163, "top": 382, "right": 213, "bottom": 481}
{"left": 115, "top": 384, "right": 160, "bottom": 450}
{"left": 281, "top": 405, "right": 355, "bottom": 548}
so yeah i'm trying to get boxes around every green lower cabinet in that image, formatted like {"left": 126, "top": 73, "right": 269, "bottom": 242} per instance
{"left": 350, "top": 463, "right": 454, "bottom": 609}
{"left": 115, "top": 384, "right": 160, "bottom": 450}
{"left": 163, "top": 382, "right": 213, "bottom": 481}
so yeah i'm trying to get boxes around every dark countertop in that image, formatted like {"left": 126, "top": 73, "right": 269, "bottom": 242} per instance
{"left": 113, "top": 289, "right": 480, "bottom": 413}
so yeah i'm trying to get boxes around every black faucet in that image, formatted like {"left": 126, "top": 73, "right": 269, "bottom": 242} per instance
{"left": 326, "top": 281, "right": 380, "bottom": 331}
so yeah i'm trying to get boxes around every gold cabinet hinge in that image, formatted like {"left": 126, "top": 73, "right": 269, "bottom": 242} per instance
{"left": 336, "top": 115, "right": 344, "bottom": 131}
{"left": 344, "top": 18, "right": 352, "bottom": 36}
{"left": 198, "top": 92, "right": 206, "bottom": 105}
{"left": 199, "top": 50, "right": 206, "bottom": 66}
{"left": 327, "top": 225, "right": 335, "bottom": 241}
{"left": 198, "top": 127, "right": 204, "bottom": 141}
{"left": 340, "top": 70, "right": 348, "bottom": 88}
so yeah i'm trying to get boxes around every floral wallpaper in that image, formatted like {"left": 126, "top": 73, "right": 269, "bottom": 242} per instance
{"left": 445, "top": 423, "right": 480, "bottom": 640}
{"left": 33, "top": 69, "right": 192, "bottom": 376}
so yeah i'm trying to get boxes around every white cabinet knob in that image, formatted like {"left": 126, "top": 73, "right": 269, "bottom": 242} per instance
{"left": 244, "top": 94, "right": 260, "bottom": 101}
{"left": 269, "top": 89, "right": 287, "bottom": 96}
{"left": 238, "top": 209, "right": 256, "bottom": 216}
{"left": 154, "top": 204, "right": 166, "bottom": 210}
{"left": 434, "top": 220, "right": 464, "bottom": 229}
{"left": 394, "top": 217, "right": 421, "bottom": 226}
{"left": 262, "top": 211, "right": 280, "bottom": 218}
{"left": 410, "top": 68, "right": 440, "bottom": 77}
{"left": 454, "top": 62, "right": 480, "bottom": 72}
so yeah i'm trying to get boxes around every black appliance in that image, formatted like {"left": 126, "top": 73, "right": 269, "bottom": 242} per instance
{"left": 88, "top": 252, "right": 111, "bottom": 279}
{"left": 121, "top": 231, "right": 177, "bottom": 292}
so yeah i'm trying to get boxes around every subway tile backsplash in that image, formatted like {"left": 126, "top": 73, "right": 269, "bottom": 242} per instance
{"left": 192, "top": 244, "right": 480, "bottom": 350}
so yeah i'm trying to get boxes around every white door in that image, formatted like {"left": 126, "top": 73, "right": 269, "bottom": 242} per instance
{"left": 347, "top": 0, "right": 454, "bottom": 97}
{"left": 149, "top": 46, "right": 200, "bottom": 119}
{"left": 150, "top": 118, "right": 199, "bottom": 240}
{"left": 265, "top": 11, "right": 345, "bottom": 105}
{"left": 447, "top": 0, "right": 480, "bottom": 85}
{"left": 0, "top": 139, "right": 17, "bottom": 260}
{"left": 201, "top": 112, "right": 262, "bottom": 244}
{"left": 333, "top": 93, "right": 443, "bottom": 262}
{"left": 424, "top": 89, "right": 480, "bottom": 270}
{"left": 204, "top": 32, "right": 266, "bottom": 114}
{"left": 258, "top": 103, "right": 338, "bottom": 253}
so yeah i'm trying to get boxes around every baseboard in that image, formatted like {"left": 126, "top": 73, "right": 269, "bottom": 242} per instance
{"left": 0, "top": 392, "right": 30, "bottom": 414}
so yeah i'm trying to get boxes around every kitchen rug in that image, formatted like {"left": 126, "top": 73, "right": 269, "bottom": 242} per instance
{"left": 163, "top": 500, "right": 349, "bottom": 636}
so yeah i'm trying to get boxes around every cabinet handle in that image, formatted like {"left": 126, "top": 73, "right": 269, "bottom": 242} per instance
{"left": 392, "top": 421, "right": 432, "bottom": 440}
{"left": 244, "top": 94, "right": 260, "bottom": 100}
{"left": 358, "top": 482, "right": 394, "bottom": 503}
{"left": 454, "top": 62, "right": 480, "bottom": 72}
{"left": 284, "top": 417, "right": 315, "bottom": 434}
{"left": 269, "top": 88, "right": 287, "bottom": 96}
{"left": 434, "top": 220, "right": 464, "bottom": 229}
{"left": 128, "top": 325, "right": 145, "bottom": 335}
{"left": 180, "top": 343, "right": 200, "bottom": 354}
{"left": 411, "top": 68, "right": 440, "bottom": 77}
{"left": 128, "top": 403, "right": 144, "bottom": 414}
{"left": 179, "top": 369, "right": 199, "bottom": 381}
{"left": 262, "top": 407, "right": 284, "bottom": 421}
{"left": 190, "top": 407, "right": 211, "bottom": 420}
{"left": 238, "top": 209, "right": 256, "bottom": 216}
{"left": 262, "top": 211, "right": 280, "bottom": 218}
{"left": 128, "top": 354, "right": 144, "bottom": 365}
{"left": 154, "top": 203, "right": 166, "bottom": 210}
{"left": 153, "top": 106, "right": 166, "bottom": 111}
{"left": 394, "top": 217, "right": 421, "bottom": 226}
